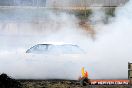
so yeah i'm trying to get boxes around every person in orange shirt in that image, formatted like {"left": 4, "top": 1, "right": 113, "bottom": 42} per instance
{"left": 84, "top": 71, "right": 88, "bottom": 78}
{"left": 80, "top": 67, "right": 91, "bottom": 86}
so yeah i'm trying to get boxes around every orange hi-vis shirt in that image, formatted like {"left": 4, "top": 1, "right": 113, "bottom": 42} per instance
{"left": 85, "top": 71, "right": 88, "bottom": 78}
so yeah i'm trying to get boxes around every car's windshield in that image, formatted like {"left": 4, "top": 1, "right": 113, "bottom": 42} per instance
{"left": 26, "top": 44, "right": 83, "bottom": 54}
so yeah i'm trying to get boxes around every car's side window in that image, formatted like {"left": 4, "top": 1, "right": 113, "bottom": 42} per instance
{"left": 26, "top": 44, "right": 83, "bottom": 54}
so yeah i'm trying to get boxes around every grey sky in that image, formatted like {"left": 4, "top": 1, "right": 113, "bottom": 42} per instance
{"left": 0, "top": 0, "right": 128, "bottom": 7}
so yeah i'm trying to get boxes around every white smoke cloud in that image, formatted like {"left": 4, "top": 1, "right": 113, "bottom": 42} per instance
{"left": 0, "top": 0, "right": 132, "bottom": 80}
{"left": 86, "top": 0, "right": 132, "bottom": 79}
{"left": 0, "top": 9, "right": 90, "bottom": 79}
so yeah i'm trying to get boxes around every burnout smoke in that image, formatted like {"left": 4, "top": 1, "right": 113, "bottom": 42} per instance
{"left": 0, "top": 0, "right": 132, "bottom": 79}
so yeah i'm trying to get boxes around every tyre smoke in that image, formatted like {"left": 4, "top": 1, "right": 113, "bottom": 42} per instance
{"left": 0, "top": 0, "right": 131, "bottom": 79}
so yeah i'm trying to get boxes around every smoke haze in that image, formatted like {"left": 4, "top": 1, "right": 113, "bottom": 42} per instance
{"left": 0, "top": 0, "right": 132, "bottom": 79}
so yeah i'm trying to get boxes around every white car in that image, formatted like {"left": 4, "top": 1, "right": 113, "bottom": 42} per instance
{"left": 24, "top": 44, "right": 85, "bottom": 79}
